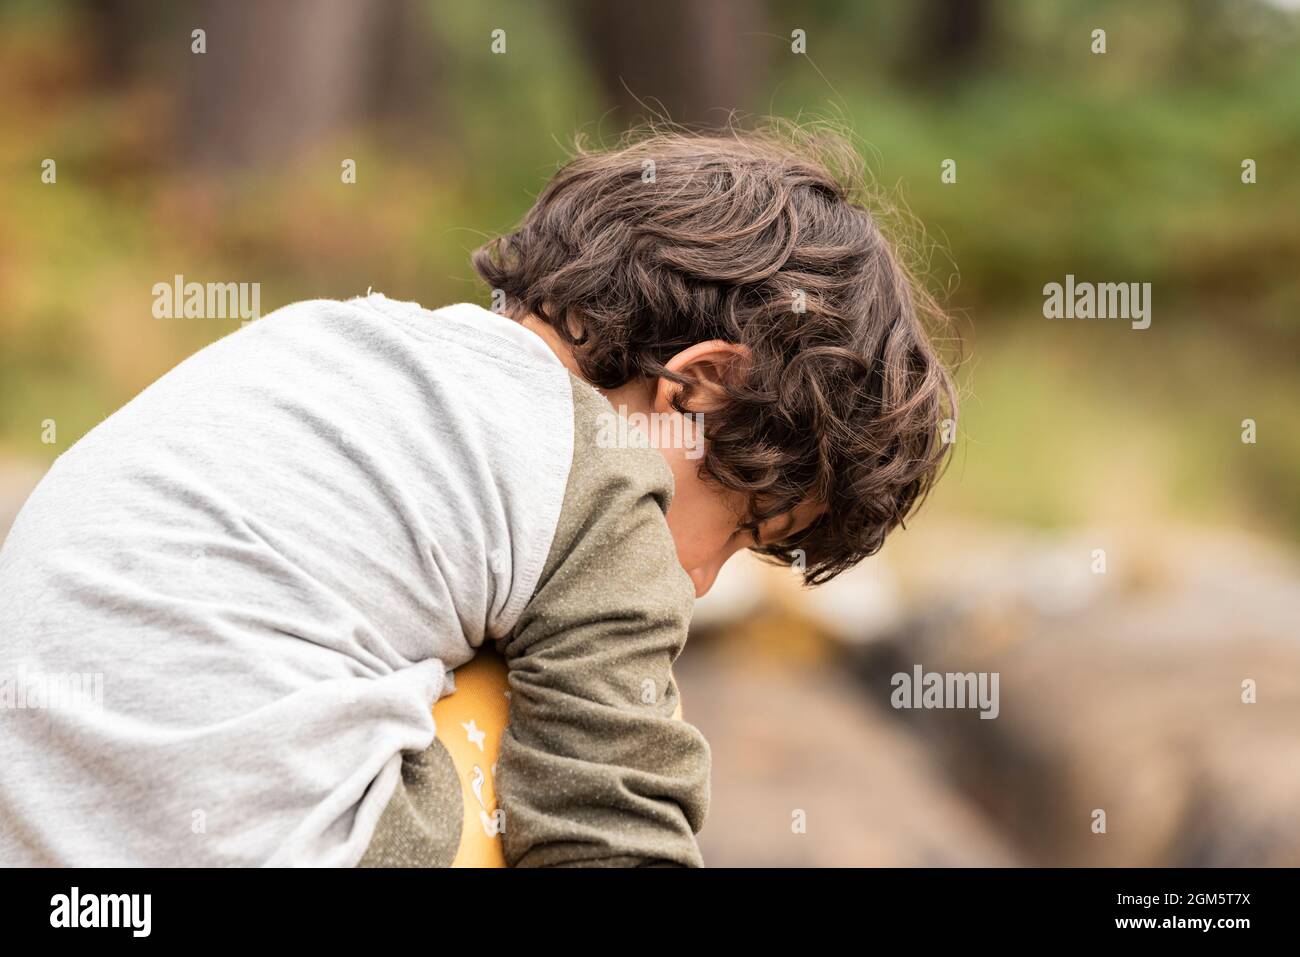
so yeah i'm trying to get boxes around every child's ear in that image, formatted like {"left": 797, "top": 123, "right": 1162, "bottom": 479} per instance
{"left": 654, "top": 340, "right": 749, "bottom": 413}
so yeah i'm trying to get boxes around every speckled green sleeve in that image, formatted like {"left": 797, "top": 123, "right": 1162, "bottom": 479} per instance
{"left": 492, "top": 374, "right": 711, "bottom": 867}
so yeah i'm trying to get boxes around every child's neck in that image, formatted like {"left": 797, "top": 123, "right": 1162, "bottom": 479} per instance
{"left": 520, "top": 314, "right": 657, "bottom": 420}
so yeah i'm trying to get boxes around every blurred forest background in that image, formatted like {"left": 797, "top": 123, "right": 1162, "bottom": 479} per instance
{"left": 1, "top": 0, "right": 1298, "bottom": 866}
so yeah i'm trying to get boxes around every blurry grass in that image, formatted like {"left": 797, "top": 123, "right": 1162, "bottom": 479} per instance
{"left": 935, "top": 318, "right": 1300, "bottom": 540}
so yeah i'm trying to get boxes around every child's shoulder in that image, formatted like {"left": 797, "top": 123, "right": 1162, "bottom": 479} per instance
{"left": 255, "top": 294, "right": 567, "bottom": 376}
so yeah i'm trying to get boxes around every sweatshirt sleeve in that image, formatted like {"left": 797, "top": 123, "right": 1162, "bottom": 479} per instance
{"left": 492, "top": 375, "right": 711, "bottom": 867}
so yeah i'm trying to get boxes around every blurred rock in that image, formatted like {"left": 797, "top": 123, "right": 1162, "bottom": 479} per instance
{"left": 677, "top": 642, "right": 1020, "bottom": 866}
{"left": 847, "top": 523, "right": 1300, "bottom": 866}
{"left": 686, "top": 519, "right": 1300, "bottom": 865}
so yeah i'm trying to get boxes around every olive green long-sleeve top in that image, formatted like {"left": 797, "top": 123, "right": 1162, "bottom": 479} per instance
{"left": 362, "top": 372, "right": 711, "bottom": 868}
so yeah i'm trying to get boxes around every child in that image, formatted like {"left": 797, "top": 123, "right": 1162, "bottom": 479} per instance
{"left": 0, "top": 126, "right": 955, "bottom": 867}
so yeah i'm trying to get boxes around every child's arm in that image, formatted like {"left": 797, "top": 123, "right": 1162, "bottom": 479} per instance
{"left": 492, "top": 377, "right": 710, "bottom": 867}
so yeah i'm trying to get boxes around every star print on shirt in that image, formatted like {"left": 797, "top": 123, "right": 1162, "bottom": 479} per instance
{"left": 462, "top": 719, "right": 486, "bottom": 752}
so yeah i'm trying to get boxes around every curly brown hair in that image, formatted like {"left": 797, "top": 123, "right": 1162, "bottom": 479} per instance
{"left": 473, "top": 123, "right": 957, "bottom": 585}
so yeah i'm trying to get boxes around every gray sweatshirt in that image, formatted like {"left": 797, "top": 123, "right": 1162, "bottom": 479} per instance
{"left": 0, "top": 295, "right": 709, "bottom": 866}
